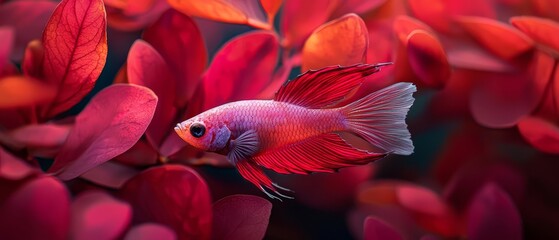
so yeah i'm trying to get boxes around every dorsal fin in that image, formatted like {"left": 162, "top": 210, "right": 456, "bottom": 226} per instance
{"left": 274, "top": 63, "right": 390, "bottom": 108}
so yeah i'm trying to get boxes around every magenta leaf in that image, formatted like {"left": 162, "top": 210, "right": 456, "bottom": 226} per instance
{"left": 201, "top": 31, "right": 278, "bottom": 111}
{"left": 467, "top": 183, "right": 522, "bottom": 240}
{"left": 124, "top": 223, "right": 177, "bottom": 240}
{"left": 120, "top": 165, "right": 212, "bottom": 240}
{"left": 49, "top": 84, "right": 158, "bottom": 180}
{"left": 363, "top": 216, "right": 404, "bottom": 240}
{"left": 70, "top": 191, "right": 132, "bottom": 240}
{"left": 0, "top": 147, "right": 37, "bottom": 180}
{"left": 80, "top": 161, "right": 139, "bottom": 189}
{"left": 0, "top": 176, "right": 71, "bottom": 240}
{"left": 9, "top": 124, "right": 70, "bottom": 149}
{"left": 0, "top": 0, "right": 57, "bottom": 62}
{"left": 127, "top": 40, "right": 177, "bottom": 148}
{"left": 41, "top": 0, "right": 108, "bottom": 119}
{"left": 213, "top": 194, "right": 272, "bottom": 240}
{"left": 143, "top": 9, "right": 207, "bottom": 107}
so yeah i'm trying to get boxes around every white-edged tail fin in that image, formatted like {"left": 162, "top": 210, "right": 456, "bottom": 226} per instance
{"left": 341, "top": 82, "right": 416, "bottom": 155}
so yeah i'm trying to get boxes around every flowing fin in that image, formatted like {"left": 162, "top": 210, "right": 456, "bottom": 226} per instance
{"left": 341, "top": 82, "right": 416, "bottom": 155}
{"left": 227, "top": 130, "right": 259, "bottom": 164}
{"left": 274, "top": 63, "right": 391, "bottom": 108}
{"left": 236, "top": 160, "right": 294, "bottom": 201}
{"left": 252, "top": 133, "right": 385, "bottom": 174}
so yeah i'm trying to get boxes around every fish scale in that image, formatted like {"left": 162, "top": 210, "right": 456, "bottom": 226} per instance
{"left": 201, "top": 100, "right": 346, "bottom": 151}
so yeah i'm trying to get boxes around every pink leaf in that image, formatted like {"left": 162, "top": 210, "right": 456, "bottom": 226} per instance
{"left": 470, "top": 51, "right": 554, "bottom": 128}
{"left": 406, "top": 30, "right": 450, "bottom": 89}
{"left": 143, "top": 9, "right": 207, "bottom": 106}
{"left": 331, "top": 0, "right": 386, "bottom": 18}
{"left": 0, "top": 147, "right": 36, "bottom": 180}
{"left": 41, "top": 0, "right": 108, "bottom": 118}
{"left": 80, "top": 161, "right": 139, "bottom": 189}
{"left": 0, "top": 176, "right": 71, "bottom": 240}
{"left": 71, "top": 191, "right": 132, "bottom": 240}
{"left": 124, "top": 223, "right": 177, "bottom": 240}
{"left": 511, "top": 16, "right": 559, "bottom": 56}
{"left": 280, "top": 0, "right": 338, "bottom": 48}
{"left": 457, "top": 16, "right": 533, "bottom": 60}
{"left": 213, "top": 195, "right": 272, "bottom": 240}
{"left": 120, "top": 165, "right": 212, "bottom": 240}
{"left": 49, "top": 84, "right": 158, "bottom": 180}
{"left": 363, "top": 216, "right": 404, "bottom": 240}
{"left": 0, "top": 0, "right": 57, "bottom": 62}
{"left": 167, "top": 0, "right": 269, "bottom": 29}
{"left": 518, "top": 116, "right": 559, "bottom": 154}
{"left": 127, "top": 40, "right": 177, "bottom": 148}
{"left": 9, "top": 124, "right": 70, "bottom": 149}
{"left": 467, "top": 183, "right": 522, "bottom": 240}
{"left": 301, "top": 14, "right": 368, "bottom": 71}
{"left": 201, "top": 31, "right": 278, "bottom": 110}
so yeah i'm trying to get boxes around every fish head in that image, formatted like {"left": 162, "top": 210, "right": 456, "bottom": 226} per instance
{"left": 174, "top": 116, "right": 231, "bottom": 152}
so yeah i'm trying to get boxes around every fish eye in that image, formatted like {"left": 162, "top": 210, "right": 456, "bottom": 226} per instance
{"left": 189, "top": 123, "right": 206, "bottom": 138}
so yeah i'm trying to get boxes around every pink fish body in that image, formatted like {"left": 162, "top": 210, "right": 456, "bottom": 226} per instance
{"left": 175, "top": 64, "right": 416, "bottom": 199}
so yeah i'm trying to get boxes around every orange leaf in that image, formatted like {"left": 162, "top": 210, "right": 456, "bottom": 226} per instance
{"left": 457, "top": 16, "right": 533, "bottom": 60}
{"left": 393, "top": 15, "right": 434, "bottom": 44}
{"left": 280, "top": 0, "right": 338, "bottom": 48}
{"left": 0, "top": 76, "right": 56, "bottom": 108}
{"left": 167, "top": 0, "right": 269, "bottom": 29}
{"left": 511, "top": 16, "right": 559, "bottom": 56}
{"left": 260, "top": 0, "right": 282, "bottom": 20}
{"left": 302, "top": 14, "right": 368, "bottom": 71}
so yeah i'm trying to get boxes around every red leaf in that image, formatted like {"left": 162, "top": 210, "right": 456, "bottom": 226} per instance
{"left": 167, "top": 0, "right": 269, "bottom": 29}
{"left": 114, "top": 139, "right": 159, "bottom": 166}
{"left": 213, "top": 195, "right": 272, "bottom": 240}
{"left": 393, "top": 16, "right": 433, "bottom": 46}
{"left": 49, "top": 84, "right": 158, "bottom": 180}
{"left": 0, "top": 176, "right": 71, "bottom": 240}
{"left": 363, "top": 216, "right": 404, "bottom": 240}
{"left": 201, "top": 31, "right": 278, "bottom": 110}
{"left": 127, "top": 40, "right": 177, "bottom": 148}
{"left": 0, "top": 0, "right": 57, "bottom": 62}
{"left": 532, "top": 0, "right": 559, "bottom": 21}
{"left": 260, "top": 0, "right": 282, "bottom": 21}
{"left": 408, "top": 0, "right": 495, "bottom": 33}
{"left": 143, "top": 9, "right": 207, "bottom": 107}
{"left": 446, "top": 43, "right": 514, "bottom": 72}
{"left": 457, "top": 16, "right": 533, "bottom": 60}
{"left": 358, "top": 181, "right": 462, "bottom": 237}
{"left": 0, "top": 76, "right": 56, "bottom": 108}
{"left": 106, "top": 0, "right": 170, "bottom": 31}
{"left": 469, "top": 51, "right": 554, "bottom": 128}
{"left": 0, "top": 27, "right": 13, "bottom": 71}
{"left": 511, "top": 16, "right": 559, "bottom": 56}
{"left": 0, "top": 147, "right": 36, "bottom": 180}
{"left": 124, "top": 223, "right": 177, "bottom": 240}
{"left": 71, "top": 191, "right": 132, "bottom": 240}
{"left": 280, "top": 0, "right": 338, "bottom": 48}
{"left": 467, "top": 183, "right": 522, "bottom": 240}
{"left": 41, "top": 0, "right": 108, "bottom": 118}
{"left": 301, "top": 14, "right": 368, "bottom": 71}
{"left": 443, "top": 164, "right": 525, "bottom": 212}
{"left": 406, "top": 30, "right": 450, "bottom": 89}
{"left": 120, "top": 165, "right": 212, "bottom": 240}
{"left": 518, "top": 116, "right": 559, "bottom": 154}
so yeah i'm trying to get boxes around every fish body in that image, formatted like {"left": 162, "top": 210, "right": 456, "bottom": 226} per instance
{"left": 187, "top": 100, "right": 345, "bottom": 152}
{"left": 175, "top": 64, "right": 416, "bottom": 200}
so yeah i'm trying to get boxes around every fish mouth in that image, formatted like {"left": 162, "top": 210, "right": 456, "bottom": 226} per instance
{"left": 174, "top": 122, "right": 187, "bottom": 137}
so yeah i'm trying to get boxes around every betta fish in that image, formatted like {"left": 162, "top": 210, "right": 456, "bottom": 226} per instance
{"left": 175, "top": 63, "right": 416, "bottom": 200}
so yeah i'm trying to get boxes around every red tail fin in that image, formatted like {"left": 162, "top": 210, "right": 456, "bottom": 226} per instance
{"left": 341, "top": 82, "right": 416, "bottom": 155}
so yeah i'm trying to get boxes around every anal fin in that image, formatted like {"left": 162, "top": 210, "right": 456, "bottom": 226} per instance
{"left": 236, "top": 160, "right": 294, "bottom": 201}
{"left": 252, "top": 133, "right": 385, "bottom": 174}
